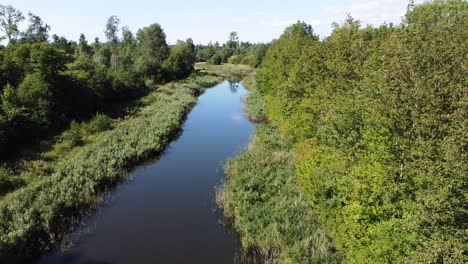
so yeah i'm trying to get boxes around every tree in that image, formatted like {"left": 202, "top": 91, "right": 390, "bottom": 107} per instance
{"left": 0, "top": 4, "right": 24, "bottom": 42}
{"left": 77, "top": 33, "right": 92, "bottom": 56}
{"left": 226, "top": 31, "right": 239, "bottom": 57}
{"left": 162, "top": 39, "right": 196, "bottom": 80}
{"left": 20, "top": 12, "right": 50, "bottom": 44}
{"left": 119, "top": 26, "right": 136, "bottom": 71}
{"left": 105, "top": 15, "right": 120, "bottom": 44}
{"left": 136, "top": 23, "right": 169, "bottom": 81}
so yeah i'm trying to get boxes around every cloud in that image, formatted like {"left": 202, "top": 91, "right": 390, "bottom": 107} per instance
{"left": 231, "top": 113, "right": 242, "bottom": 121}
{"left": 310, "top": 19, "right": 321, "bottom": 26}
{"left": 326, "top": 0, "right": 424, "bottom": 26}
{"left": 255, "top": 11, "right": 266, "bottom": 16}
{"left": 260, "top": 20, "right": 294, "bottom": 27}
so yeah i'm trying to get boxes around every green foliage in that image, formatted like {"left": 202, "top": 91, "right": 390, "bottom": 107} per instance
{"left": 162, "top": 39, "right": 196, "bottom": 80}
{"left": 0, "top": 167, "right": 24, "bottom": 196}
{"left": 257, "top": 1, "right": 468, "bottom": 263}
{"left": 86, "top": 113, "right": 113, "bottom": 134}
{"left": 0, "top": 5, "right": 24, "bottom": 42}
{"left": 136, "top": 23, "right": 170, "bottom": 82}
{"left": 208, "top": 52, "right": 223, "bottom": 65}
{"left": 19, "top": 12, "right": 50, "bottom": 44}
{"left": 241, "top": 72, "right": 267, "bottom": 122}
{"left": 227, "top": 55, "right": 242, "bottom": 65}
{"left": 197, "top": 33, "right": 269, "bottom": 67}
{"left": 60, "top": 120, "right": 83, "bottom": 147}
{"left": 0, "top": 7, "right": 197, "bottom": 161}
{"left": 219, "top": 124, "right": 342, "bottom": 263}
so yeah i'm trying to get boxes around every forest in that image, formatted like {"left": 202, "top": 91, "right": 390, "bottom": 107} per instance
{"left": 225, "top": 0, "right": 465, "bottom": 263}
{"left": 0, "top": 0, "right": 466, "bottom": 263}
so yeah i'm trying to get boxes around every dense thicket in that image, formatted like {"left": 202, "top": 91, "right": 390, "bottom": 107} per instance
{"left": 0, "top": 5, "right": 197, "bottom": 160}
{"left": 195, "top": 31, "right": 269, "bottom": 68}
{"left": 256, "top": 0, "right": 467, "bottom": 263}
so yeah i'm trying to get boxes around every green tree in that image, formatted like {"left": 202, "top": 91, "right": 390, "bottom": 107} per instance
{"left": 104, "top": 15, "right": 120, "bottom": 44}
{"left": 163, "top": 39, "right": 196, "bottom": 80}
{"left": 0, "top": 4, "right": 24, "bottom": 42}
{"left": 136, "top": 23, "right": 169, "bottom": 81}
{"left": 20, "top": 12, "right": 50, "bottom": 44}
{"left": 77, "top": 33, "right": 92, "bottom": 56}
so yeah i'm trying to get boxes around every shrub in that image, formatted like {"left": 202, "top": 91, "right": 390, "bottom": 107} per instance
{"left": 0, "top": 168, "right": 24, "bottom": 196}
{"left": 86, "top": 113, "right": 113, "bottom": 134}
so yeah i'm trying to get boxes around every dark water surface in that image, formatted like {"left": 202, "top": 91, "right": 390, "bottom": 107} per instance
{"left": 39, "top": 80, "right": 255, "bottom": 264}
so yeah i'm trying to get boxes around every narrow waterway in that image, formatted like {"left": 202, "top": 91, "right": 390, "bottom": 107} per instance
{"left": 39, "top": 80, "right": 255, "bottom": 264}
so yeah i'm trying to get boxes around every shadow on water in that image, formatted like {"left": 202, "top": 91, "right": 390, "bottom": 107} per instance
{"left": 33, "top": 80, "right": 259, "bottom": 264}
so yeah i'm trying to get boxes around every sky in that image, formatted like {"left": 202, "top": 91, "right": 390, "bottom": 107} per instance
{"left": 4, "top": 0, "right": 424, "bottom": 45}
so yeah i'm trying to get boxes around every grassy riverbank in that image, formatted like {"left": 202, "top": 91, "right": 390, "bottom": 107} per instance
{"left": 0, "top": 72, "right": 223, "bottom": 261}
{"left": 217, "top": 77, "right": 341, "bottom": 263}
{"left": 195, "top": 62, "right": 253, "bottom": 80}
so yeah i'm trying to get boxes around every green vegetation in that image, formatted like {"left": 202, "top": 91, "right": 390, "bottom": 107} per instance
{"left": 195, "top": 32, "right": 269, "bottom": 68}
{"left": 240, "top": 72, "right": 267, "bottom": 122}
{"left": 0, "top": 4, "right": 197, "bottom": 162}
{"left": 195, "top": 62, "right": 254, "bottom": 80}
{"left": 0, "top": 73, "right": 223, "bottom": 260}
{"left": 218, "top": 124, "right": 342, "bottom": 263}
{"left": 0, "top": 4, "right": 229, "bottom": 260}
{"left": 1, "top": 1, "right": 465, "bottom": 263}
{"left": 218, "top": 70, "right": 338, "bottom": 262}
{"left": 252, "top": 0, "right": 467, "bottom": 263}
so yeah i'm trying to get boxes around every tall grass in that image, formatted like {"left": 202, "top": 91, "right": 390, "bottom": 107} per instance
{"left": 195, "top": 62, "right": 253, "bottom": 80}
{"left": 217, "top": 125, "right": 342, "bottom": 263}
{"left": 241, "top": 72, "right": 267, "bottom": 123}
{"left": 0, "top": 74, "right": 223, "bottom": 260}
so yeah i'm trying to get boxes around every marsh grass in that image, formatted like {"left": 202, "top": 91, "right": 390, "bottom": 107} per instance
{"left": 239, "top": 71, "right": 268, "bottom": 123}
{"left": 195, "top": 62, "right": 253, "bottom": 80}
{"left": 217, "top": 125, "right": 342, "bottom": 263}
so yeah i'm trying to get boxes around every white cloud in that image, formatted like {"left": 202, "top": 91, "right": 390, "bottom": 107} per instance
{"left": 310, "top": 19, "right": 321, "bottom": 26}
{"left": 255, "top": 11, "right": 266, "bottom": 16}
{"left": 326, "top": 0, "right": 425, "bottom": 26}
{"left": 260, "top": 20, "right": 294, "bottom": 27}
{"left": 231, "top": 113, "right": 242, "bottom": 121}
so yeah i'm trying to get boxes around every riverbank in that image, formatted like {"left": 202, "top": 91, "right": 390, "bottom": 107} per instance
{"left": 0, "top": 71, "right": 226, "bottom": 261}
{"left": 217, "top": 78, "right": 342, "bottom": 263}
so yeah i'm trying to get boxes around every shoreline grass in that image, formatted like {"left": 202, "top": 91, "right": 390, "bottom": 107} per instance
{"left": 217, "top": 124, "right": 342, "bottom": 263}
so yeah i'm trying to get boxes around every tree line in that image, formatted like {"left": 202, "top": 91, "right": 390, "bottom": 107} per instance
{"left": 194, "top": 31, "right": 269, "bottom": 67}
{"left": 0, "top": 5, "right": 197, "bottom": 160}
{"left": 256, "top": 0, "right": 466, "bottom": 263}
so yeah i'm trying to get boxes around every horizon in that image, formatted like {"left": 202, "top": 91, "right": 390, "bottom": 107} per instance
{"left": 3, "top": 0, "right": 423, "bottom": 45}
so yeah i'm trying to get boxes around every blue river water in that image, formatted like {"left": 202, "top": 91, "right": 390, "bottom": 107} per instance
{"left": 39, "top": 80, "right": 255, "bottom": 264}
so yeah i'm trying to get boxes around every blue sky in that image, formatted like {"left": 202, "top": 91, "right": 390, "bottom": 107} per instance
{"left": 4, "top": 0, "right": 423, "bottom": 45}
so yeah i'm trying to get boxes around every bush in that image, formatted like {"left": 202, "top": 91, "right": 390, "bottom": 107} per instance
{"left": 0, "top": 168, "right": 24, "bottom": 196}
{"left": 58, "top": 120, "right": 83, "bottom": 148}
{"left": 86, "top": 113, "right": 113, "bottom": 133}
{"left": 208, "top": 53, "right": 223, "bottom": 65}
{"left": 227, "top": 55, "right": 242, "bottom": 65}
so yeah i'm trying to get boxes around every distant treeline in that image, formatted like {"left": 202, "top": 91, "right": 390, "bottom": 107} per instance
{"left": 0, "top": 6, "right": 197, "bottom": 159}
{"left": 256, "top": 0, "right": 466, "bottom": 263}
{"left": 194, "top": 32, "right": 269, "bottom": 67}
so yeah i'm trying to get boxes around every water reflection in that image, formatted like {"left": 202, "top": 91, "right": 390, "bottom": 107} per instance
{"left": 228, "top": 79, "right": 239, "bottom": 93}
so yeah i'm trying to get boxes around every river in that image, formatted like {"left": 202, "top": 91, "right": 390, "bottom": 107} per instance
{"left": 38, "top": 79, "right": 255, "bottom": 264}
